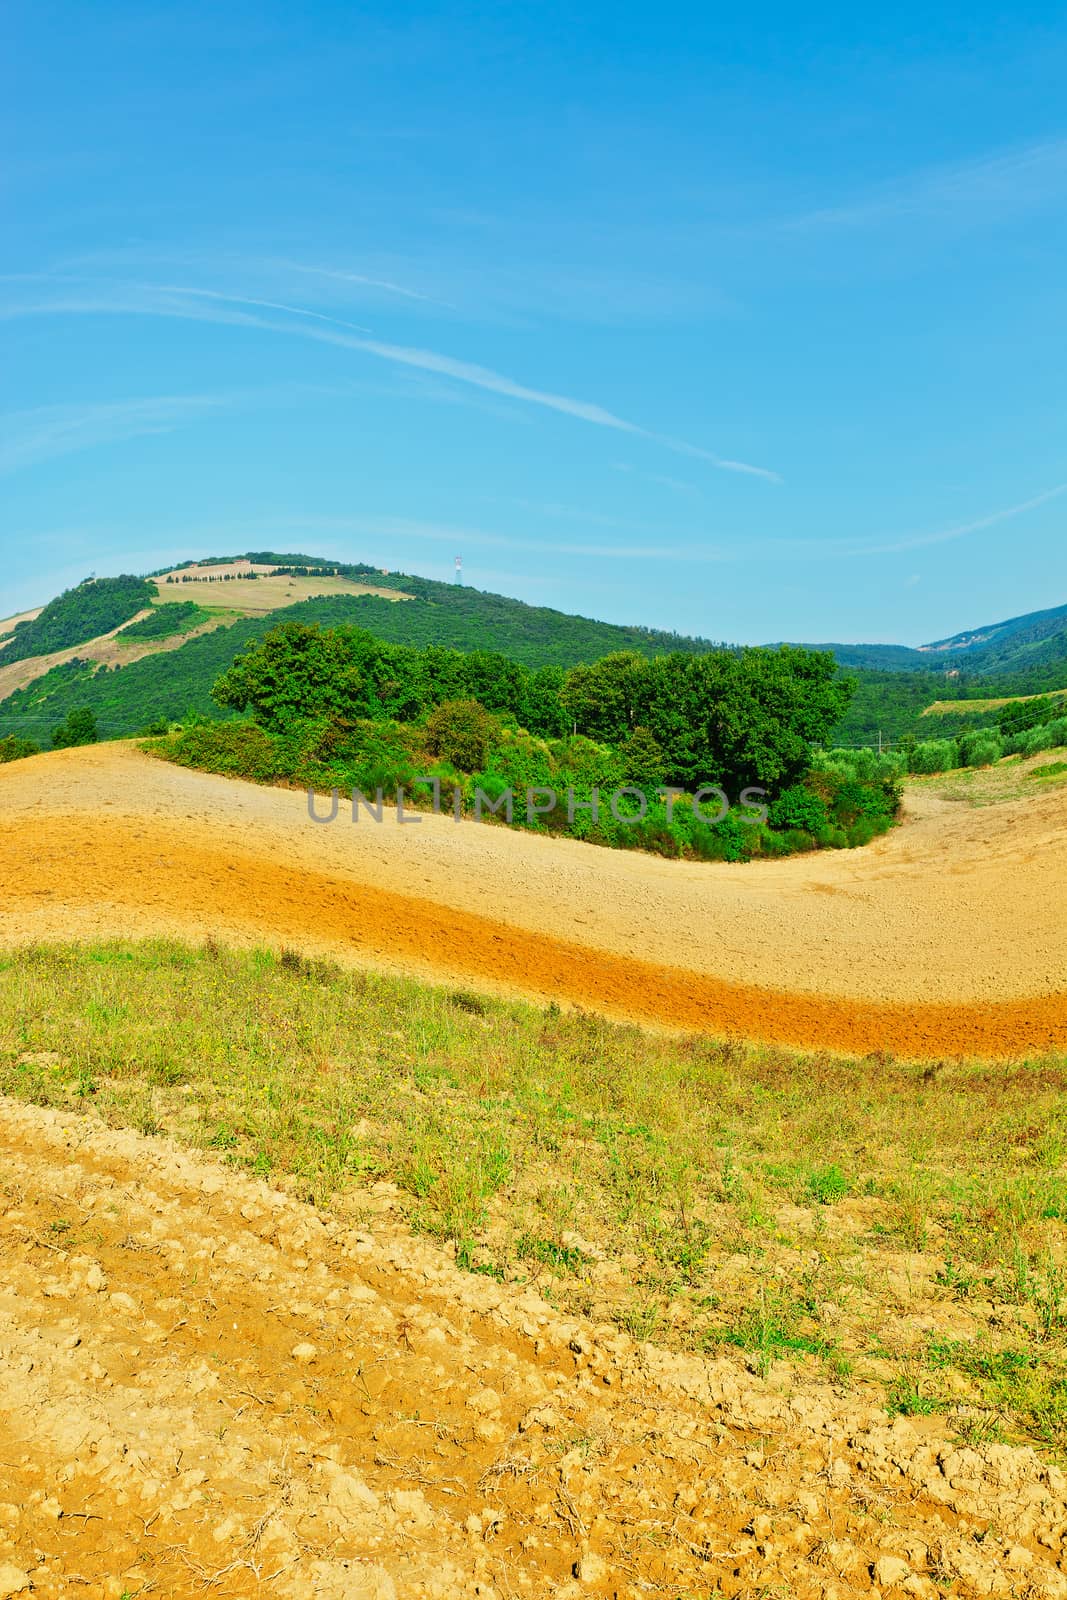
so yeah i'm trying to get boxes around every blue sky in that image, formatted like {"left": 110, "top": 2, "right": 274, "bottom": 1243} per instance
{"left": 2, "top": 2, "right": 1066, "bottom": 643}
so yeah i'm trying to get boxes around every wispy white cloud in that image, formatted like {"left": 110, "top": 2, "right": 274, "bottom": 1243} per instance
{"left": 842, "top": 482, "right": 1067, "bottom": 556}
{"left": 145, "top": 283, "right": 373, "bottom": 335}
{"left": 782, "top": 135, "right": 1067, "bottom": 234}
{"left": 0, "top": 394, "right": 228, "bottom": 475}
{"left": 276, "top": 259, "right": 449, "bottom": 307}
{"left": 7, "top": 474, "right": 1063, "bottom": 591}
{"left": 0, "top": 279, "right": 781, "bottom": 482}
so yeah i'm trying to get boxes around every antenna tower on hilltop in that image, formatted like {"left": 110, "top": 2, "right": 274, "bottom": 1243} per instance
{"left": 454, "top": 554, "right": 463, "bottom": 585}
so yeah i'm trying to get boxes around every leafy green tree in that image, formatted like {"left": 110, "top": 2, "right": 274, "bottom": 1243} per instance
{"left": 520, "top": 665, "right": 570, "bottom": 738}
{"left": 51, "top": 707, "right": 98, "bottom": 749}
{"left": 213, "top": 623, "right": 371, "bottom": 730}
{"left": 768, "top": 784, "right": 828, "bottom": 833}
{"left": 618, "top": 726, "right": 666, "bottom": 787}
{"left": 636, "top": 647, "right": 853, "bottom": 791}
{"left": 560, "top": 652, "right": 645, "bottom": 742}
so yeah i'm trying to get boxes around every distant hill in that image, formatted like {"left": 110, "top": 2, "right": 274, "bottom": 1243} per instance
{"left": 2, "top": 551, "right": 1066, "bottom": 747}
{"left": 794, "top": 599, "right": 1067, "bottom": 684}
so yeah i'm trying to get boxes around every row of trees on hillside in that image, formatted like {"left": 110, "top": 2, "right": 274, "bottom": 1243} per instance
{"left": 212, "top": 622, "right": 854, "bottom": 792}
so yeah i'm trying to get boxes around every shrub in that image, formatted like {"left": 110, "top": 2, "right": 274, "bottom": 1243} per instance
{"left": 1017, "top": 725, "right": 1057, "bottom": 757}
{"left": 690, "top": 815, "right": 752, "bottom": 862}
{"left": 151, "top": 720, "right": 287, "bottom": 782}
{"left": 847, "top": 816, "right": 882, "bottom": 847}
{"left": 630, "top": 820, "right": 683, "bottom": 858}
{"left": 425, "top": 698, "right": 501, "bottom": 772}
{"left": 908, "top": 739, "right": 956, "bottom": 774}
{"left": 0, "top": 734, "right": 40, "bottom": 763}
{"left": 619, "top": 726, "right": 666, "bottom": 787}
{"left": 51, "top": 707, "right": 98, "bottom": 750}
{"left": 958, "top": 729, "right": 1004, "bottom": 768}
{"left": 768, "top": 784, "right": 828, "bottom": 833}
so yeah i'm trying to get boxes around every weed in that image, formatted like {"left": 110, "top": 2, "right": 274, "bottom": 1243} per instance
{"left": 805, "top": 1164, "right": 850, "bottom": 1205}
{"left": 887, "top": 1370, "right": 940, "bottom": 1417}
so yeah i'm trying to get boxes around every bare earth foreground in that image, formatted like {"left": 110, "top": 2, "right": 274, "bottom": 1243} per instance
{"left": 3, "top": 747, "right": 1067, "bottom": 1595}
{"left": 3, "top": 1095, "right": 1067, "bottom": 1600}
{"left": 2, "top": 743, "right": 1067, "bottom": 1057}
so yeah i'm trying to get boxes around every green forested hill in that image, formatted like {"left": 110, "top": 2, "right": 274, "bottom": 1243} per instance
{"left": 796, "top": 600, "right": 1067, "bottom": 682}
{"left": 0, "top": 589, "right": 724, "bottom": 741}
{"left": 0, "top": 563, "right": 731, "bottom": 740}
{"left": 0, "top": 575, "right": 154, "bottom": 665}
{"left": 3, "top": 551, "right": 1067, "bottom": 746}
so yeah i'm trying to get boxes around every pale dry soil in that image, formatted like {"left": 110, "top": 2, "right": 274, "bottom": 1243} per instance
{"left": 1, "top": 744, "right": 1066, "bottom": 1056}
{"left": 1, "top": 1094, "right": 1066, "bottom": 1600}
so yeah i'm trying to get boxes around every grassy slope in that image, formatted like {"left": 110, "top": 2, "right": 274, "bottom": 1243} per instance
{"left": 2, "top": 938, "right": 1065, "bottom": 1452}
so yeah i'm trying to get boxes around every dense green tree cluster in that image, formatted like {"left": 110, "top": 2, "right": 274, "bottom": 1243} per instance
{"left": 0, "top": 576, "right": 154, "bottom": 665}
{"left": 213, "top": 622, "right": 570, "bottom": 740}
{"left": 558, "top": 646, "right": 853, "bottom": 788}
{"left": 213, "top": 623, "right": 852, "bottom": 793}
{"left": 118, "top": 602, "right": 209, "bottom": 641}
{"left": 997, "top": 692, "right": 1067, "bottom": 736}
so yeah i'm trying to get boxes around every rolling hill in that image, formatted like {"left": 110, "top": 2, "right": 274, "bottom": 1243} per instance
{"left": 2, "top": 552, "right": 1066, "bottom": 746}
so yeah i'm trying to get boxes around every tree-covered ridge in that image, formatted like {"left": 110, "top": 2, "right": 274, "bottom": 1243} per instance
{"left": 3, "top": 549, "right": 1067, "bottom": 750}
{"left": 0, "top": 576, "right": 154, "bottom": 665}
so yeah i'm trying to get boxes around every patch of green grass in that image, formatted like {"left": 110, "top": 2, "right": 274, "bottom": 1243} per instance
{"left": 517, "top": 1234, "right": 587, "bottom": 1274}
{"left": 1030, "top": 760, "right": 1067, "bottom": 779}
{"left": 1, "top": 938, "right": 1066, "bottom": 1454}
{"left": 804, "top": 1163, "right": 851, "bottom": 1205}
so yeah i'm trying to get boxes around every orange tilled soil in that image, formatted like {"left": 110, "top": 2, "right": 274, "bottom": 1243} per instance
{"left": 3, "top": 1094, "right": 1067, "bottom": 1600}
{"left": 2, "top": 743, "right": 1067, "bottom": 1058}
{"left": 5, "top": 813, "right": 1067, "bottom": 1060}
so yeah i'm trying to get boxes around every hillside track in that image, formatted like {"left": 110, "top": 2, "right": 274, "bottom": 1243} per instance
{"left": 2, "top": 744, "right": 1067, "bottom": 1059}
{"left": 2, "top": 1094, "right": 1067, "bottom": 1598}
